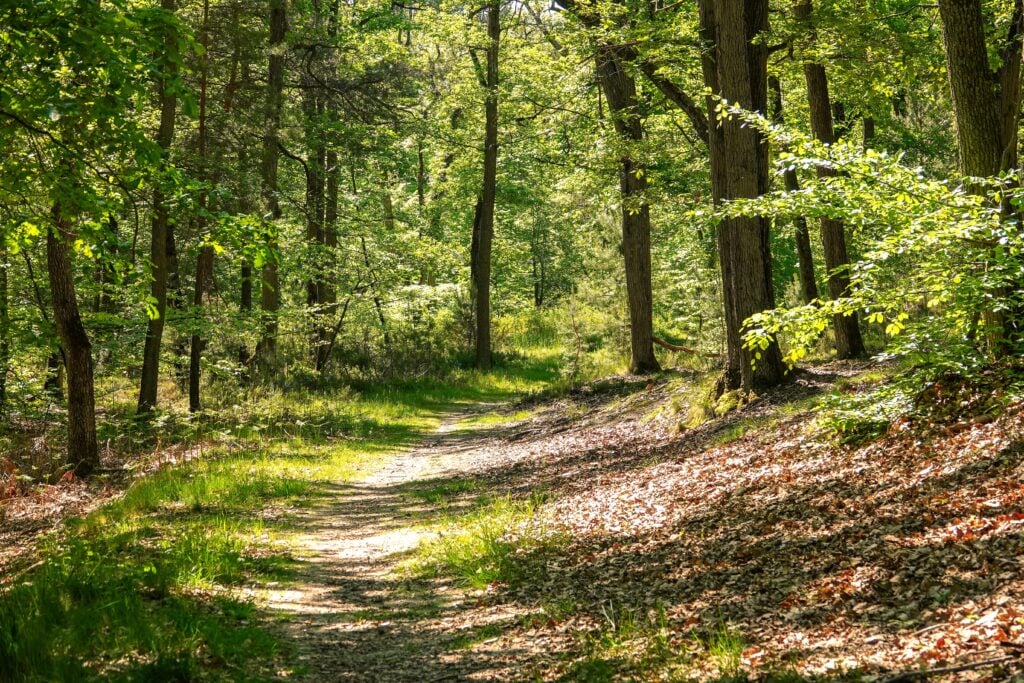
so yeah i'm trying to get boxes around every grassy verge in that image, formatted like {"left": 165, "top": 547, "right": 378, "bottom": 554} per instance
{"left": 0, "top": 352, "right": 560, "bottom": 682}
{"left": 403, "top": 493, "right": 564, "bottom": 591}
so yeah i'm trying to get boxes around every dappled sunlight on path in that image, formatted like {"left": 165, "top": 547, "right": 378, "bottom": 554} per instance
{"left": 261, "top": 405, "right": 536, "bottom": 681}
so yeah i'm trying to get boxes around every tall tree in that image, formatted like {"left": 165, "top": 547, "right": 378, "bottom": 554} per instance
{"left": 471, "top": 0, "right": 500, "bottom": 370}
{"left": 699, "top": 0, "right": 785, "bottom": 390}
{"left": 255, "top": 0, "right": 288, "bottom": 369}
{"left": 49, "top": 200, "right": 99, "bottom": 473}
{"left": 795, "top": 0, "right": 865, "bottom": 358}
{"left": 768, "top": 74, "right": 818, "bottom": 304}
{"left": 551, "top": 0, "right": 661, "bottom": 373}
{"left": 138, "top": 0, "right": 179, "bottom": 414}
{"left": 0, "top": 239, "right": 8, "bottom": 414}
{"left": 595, "top": 43, "right": 660, "bottom": 373}
{"left": 937, "top": 0, "right": 1024, "bottom": 351}
{"left": 188, "top": 0, "right": 213, "bottom": 412}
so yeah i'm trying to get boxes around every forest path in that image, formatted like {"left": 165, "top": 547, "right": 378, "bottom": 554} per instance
{"left": 263, "top": 403, "right": 526, "bottom": 682}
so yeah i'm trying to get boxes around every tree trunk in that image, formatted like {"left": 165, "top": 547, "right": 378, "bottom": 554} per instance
{"left": 595, "top": 44, "right": 660, "bottom": 374}
{"left": 768, "top": 74, "right": 819, "bottom": 304}
{"left": 796, "top": 0, "right": 865, "bottom": 358}
{"left": 938, "top": 0, "right": 1024, "bottom": 351}
{"left": 189, "top": 0, "right": 212, "bottom": 413}
{"left": 44, "top": 350, "right": 63, "bottom": 398}
{"left": 473, "top": 0, "right": 500, "bottom": 370}
{"left": 138, "top": 0, "right": 179, "bottom": 414}
{"left": 862, "top": 116, "right": 875, "bottom": 149}
{"left": 48, "top": 203, "right": 99, "bottom": 474}
{"left": 699, "top": 0, "right": 785, "bottom": 391}
{"left": 255, "top": 0, "right": 287, "bottom": 370}
{"left": 0, "top": 241, "right": 8, "bottom": 414}
{"left": 302, "top": 88, "right": 328, "bottom": 362}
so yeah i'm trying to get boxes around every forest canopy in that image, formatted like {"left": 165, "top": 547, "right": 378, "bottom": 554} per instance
{"left": 1, "top": 0, "right": 1023, "bottom": 473}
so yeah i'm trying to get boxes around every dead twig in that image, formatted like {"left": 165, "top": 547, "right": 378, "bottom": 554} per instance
{"left": 880, "top": 653, "right": 1020, "bottom": 683}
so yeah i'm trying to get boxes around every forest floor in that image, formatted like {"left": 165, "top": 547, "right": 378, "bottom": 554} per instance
{"left": 3, "top": 359, "right": 1024, "bottom": 681}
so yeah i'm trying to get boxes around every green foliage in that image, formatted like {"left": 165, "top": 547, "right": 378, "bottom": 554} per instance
{"left": 717, "top": 109, "right": 1024, "bottom": 392}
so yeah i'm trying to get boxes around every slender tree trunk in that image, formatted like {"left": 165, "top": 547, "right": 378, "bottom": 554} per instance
{"left": 473, "top": 0, "right": 500, "bottom": 370}
{"left": 796, "top": 0, "right": 865, "bottom": 358}
{"left": 699, "top": 0, "right": 785, "bottom": 391}
{"left": 315, "top": 150, "right": 338, "bottom": 373}
{"left": 768, "top": 74, "right": 819, "bottom": 304}
{"left": 138, "top": 0, "right": 179, "bottom": 414}
{"left": 595, "top": 44, "right": 660, "bottom": 374}
{"left": 255, "top": 0, "right": 287, "bottom": 370}
{"left": 48, "top": 203, "right": 98, "bottom": 474}
{"left": 189, "top": 0, "right": 213, "bottom": 412}
{"left": 0, "top": 241, "right": 8, "bottom": 414}
{"left": 302, "top": 87, "right": 327, "bottom": 362}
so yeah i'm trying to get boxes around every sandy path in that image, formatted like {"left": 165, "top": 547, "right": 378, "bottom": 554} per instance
{"left": 263, "top": 406, "right": 529, "bottom": 682}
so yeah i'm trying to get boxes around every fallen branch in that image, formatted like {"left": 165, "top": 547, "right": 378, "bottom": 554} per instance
{"left": 879, "top": 653, "right": 1019, "bottom": 683}
{"left": 652, "top": 336, "right": 720, "bottom": 359}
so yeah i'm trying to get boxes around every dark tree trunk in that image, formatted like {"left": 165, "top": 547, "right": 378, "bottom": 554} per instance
{"left": 48, "top": 203, "right": 98, "bottom": 474}
{"left": 44, "top": 350, "right": 63, "bottom": 398}
{"left": 862, "top": 116, "right": 875, "bottom": 149}
{"left": 768, "top": 74, "right": 819, "bottom": 304}
{"left": 796, "top": 0, "right": 865, "bottom": 358}
{"left": 595, "top": 44, "right": 660, "bottom": 374}
{"left": 255, "top": 0, "right": 287, "bottom": 370}
{"left": 473, "top": 0, "right": 500, "bottom": 370}
{"left": 138, "top": 0, "right": 179, "bottom": 414}
{"left": 699, "top": 0, "right": 785, "bottom": 391}
{"left": 938, "top": 0, "right": 1024, "bottom": 351}
{"left": 938, "top": 0, "right": 1017, "bottom": 178}
{"left": 240, "top": 264, "right": 252, "bottom": 311}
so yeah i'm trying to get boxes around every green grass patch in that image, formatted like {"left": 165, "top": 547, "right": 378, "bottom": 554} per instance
{"left": 405, "top": 477, "right": 481, "bottom": 506}
{"left": 2, "top": 351, "right": 563, "bottom": 681}
{"left": 457, "top": 408, "right": 536, "bottom": 429}
{"left": 403, "top": 493, "right": 564, "bottom": 590}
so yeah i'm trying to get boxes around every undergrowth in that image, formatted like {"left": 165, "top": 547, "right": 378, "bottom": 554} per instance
{"left": 0, "top": 350, "right": 564, "bottom": 681}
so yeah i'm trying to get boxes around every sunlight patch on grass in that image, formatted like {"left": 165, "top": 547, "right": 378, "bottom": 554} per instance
{"left": 403, "top": 493, "right": 564, "bottom": 590}
{"left": 2, "top": 353, "right": 563, "bottom": 681}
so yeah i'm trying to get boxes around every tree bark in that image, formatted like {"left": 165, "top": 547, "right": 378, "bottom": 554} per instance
{"left": 255, "top": 0, "right": 287, "bottom": 370}
{"left": 938, "top": 0, "right": 1024, "bottom": 351}
{"left": 48, "top": 203, "right": 99, "bottom": 474}
{"left": 795, "top": 0, "right": 865, "bottom": 357}
{"left": 138, "top": 0, "right": 179, "bottom": 414}
{"left": 473, "top": 0, "right": 500, "bottom": 370}
{"left": 700, "top": 0, "right": 785, "bottom": 391}
{"left": 595, "top": 44, "right": 660, "bottom": 374}
{"left": 768, "top": 74, "right": 819, "bottom": 304}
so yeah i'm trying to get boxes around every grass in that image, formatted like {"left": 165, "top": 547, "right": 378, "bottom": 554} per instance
{"left": 458, "top": 407, "right": 537, "bottom": 429}
{"left": 1, "top": 349, "right": 563, "bottom": 681}
{"left": 404, "top": 492, "right": 564, "bottom": 590}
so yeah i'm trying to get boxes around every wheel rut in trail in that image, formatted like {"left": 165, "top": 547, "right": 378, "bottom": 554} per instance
{"left": 263, "top": 404, "right": 532, "bottom": 682}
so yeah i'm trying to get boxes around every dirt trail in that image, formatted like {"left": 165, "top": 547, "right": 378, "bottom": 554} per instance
{"left": 264, "top": 405, "right": 528, "bottom": 682}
